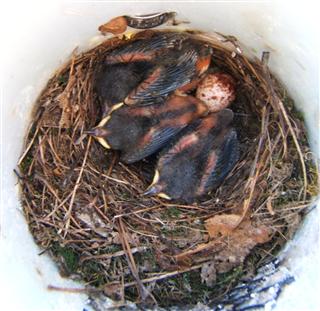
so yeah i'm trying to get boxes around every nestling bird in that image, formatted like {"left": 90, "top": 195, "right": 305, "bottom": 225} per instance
{"left": 144, "top": 109, "right": 239, "bottom": 202}
{"left": 104, "top": 32, "right": 213, "bottom": 106}
{"left": 104, "top": 31, "right": 185, "bottom": 65}
{"left": 196, "top": 72, "right": 236, "bottom": 112}
{"left": 94, "top": 61, "right": 154, "bottom": 115}
{"left": 86, "top": 95, "right": 209, "bottom": 163}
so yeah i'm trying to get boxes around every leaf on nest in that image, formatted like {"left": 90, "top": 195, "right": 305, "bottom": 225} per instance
{"left": 75, "top": 209, "right": 111, "bottom": 238}
{"left": 205, "top": 214, "right": 241, "bottom": 237}
{"left": 205, "top": 214, "right": 270, "bottom": 243}
{"left": 203, "top": 213, "right": 272, "bottom": 275}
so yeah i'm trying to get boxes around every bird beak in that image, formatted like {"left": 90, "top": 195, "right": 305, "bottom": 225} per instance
{"left": 83, "top": 107, "right": 122, "bottom": 150}
{"left": 150, "top": 170, "right": 160, "bottom": 186}
{"left": 109, "top": 102, "right": 124, "bottom": 113}
{"left": 143, "top": 170, "right": 160, "bottom": 196}
{"left": 142, "top": 186, "right": 171, "bottom": 200}
{"left": 84, "top": 114, "right": 112, "bottom": 138}
{"left": 84, "top": 129, "right": 99, "bottom": 136}
{"left": 157, "top": 192, "right": 172, "bottom": 200}
{"left": 84, "top": 127, "right": 109, "bottom": 138}
{"left": 143, "top": 170, "right": 171, "bottom": 200}
{"left": 143, "top": 186, "right": 159, "bottom": 196}
{"left": 84, "top": 127, "right": 111, "bottom": 149}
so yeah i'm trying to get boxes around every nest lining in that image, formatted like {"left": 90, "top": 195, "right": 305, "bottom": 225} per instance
{"left": 17, "top": 30, "right": 318, "bottom": 308}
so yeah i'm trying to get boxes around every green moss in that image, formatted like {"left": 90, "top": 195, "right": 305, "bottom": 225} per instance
{"left": 19, "top": 154, "right": 33, "bottom": 174}
{"left": 137, "top": 249, "right": 158, "bottom": 271}
{"left": 60, "top": 248, "right": 78, "bottom": 272}
{"left": 306, "top": 160, "right": 319, "bottom": 197}
{"left": 57, "top": 74, "right": 68, "bottom": 86}
{"left": 51, "top": 243, "right": 79, "bottom": 274}
{"left": 82, "top": 261, "right": 106, "bottom": 287}
{"left": 282, "top": 90, "right": 305, "bottom": 122}
{"left": 161, "top": 207, "right": 182, "bottom": 221}
{"left": 83, "top": 261, "right": 100, "bottom": 274}
{"left": 161, "top": 226, "right": 187, "bottom": 236}
{"left": 105, "top": 245, "right": 122, "bottom": 253}
{"left": 292, "top": 109, "right": 304, "bottom": 122}
{"left": 166, "top": 207, "right": 182, "bottom": 218}
{"left": 152, "top": 263, "right": 246, "bottom": 307}
{"left": 215, "top": 266, "right": 244, "bottom": 286}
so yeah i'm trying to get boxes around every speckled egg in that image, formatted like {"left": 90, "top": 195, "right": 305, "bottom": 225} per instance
{"left": 196, "top": 73, "right": 236, "bottom": 112}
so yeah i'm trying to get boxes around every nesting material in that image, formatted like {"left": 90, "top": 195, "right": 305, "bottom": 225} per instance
{"left": 17, "top": 30, "right": 318, "bottom": 308}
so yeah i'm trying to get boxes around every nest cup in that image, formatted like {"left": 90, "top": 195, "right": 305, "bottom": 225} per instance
{"left": 2, "top": 5, "right": 317, "bottom": 310}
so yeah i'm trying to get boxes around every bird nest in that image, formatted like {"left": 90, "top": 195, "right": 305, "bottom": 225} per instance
{"left": 17, "top": 30, "right": 318, "bottom": 309}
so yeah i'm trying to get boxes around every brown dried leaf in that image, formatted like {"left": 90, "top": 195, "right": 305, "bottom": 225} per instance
{"left": 75, "top": 208, "right": 111, "bottom": 238}
{"left": 98, "top": 16, "right": 128, "bottom": 35}
{"left": 203, "top": 214, "right": 271, "bottom": 274}
{"left": 205, "top": 214, "right": 241, "bottom": 238}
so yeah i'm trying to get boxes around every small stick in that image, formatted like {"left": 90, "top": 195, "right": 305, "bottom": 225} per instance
{"left": 18, "top": 127, "right": 40, "bottom": 166}
{"left": 80, "top": 246, "right": 148, "bottom": 263}
{"left": 117, "top": 219, "right": 156, "bottom": 303}
{"left": 47, "top": 285, "right": 92, "bottom": 294}
{"left": 44, "top": 191, "right": 73, "bottom": 219}
{"left": 124, "top": 263, "right": 206, "bottom": 288}
{"left": 277, "top": 99, "right": 308, "bottom": 200}
{"left": 107, "top": 152, "right": 118, "bottom": 176}
{"left": 259, "top": 56, "right": 308, "bottom": 200}
{"left": 162, "top": 202, "right": 208, "bottom": 211}
{"left": 174, "top": 239, "right": 224, "bottom": 261}
{"left": 238, "top": 106, "right": 269, "bottom": 225}
{"left": 64, "top": 137, "right": 92, "bottom": 235}
{"left": 93, "top": 203, "right": 111, "bottom": 223}
{"left": 86, "top": 164, "right": 130, "bottom": 185}
{"left": 113, "top": 205, "right": 162, "bottom": 219}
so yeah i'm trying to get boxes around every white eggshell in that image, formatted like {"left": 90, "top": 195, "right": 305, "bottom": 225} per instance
{"left": 196, "top": 73, "right": 236, "bottom": 112}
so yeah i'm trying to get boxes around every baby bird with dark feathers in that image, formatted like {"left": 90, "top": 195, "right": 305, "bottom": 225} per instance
{"left": 144, "top": 109, "right": 239, "bottom": 202}
{"left": 86, "top": 95, "right": 209, "bottom": 164}
{"left": 100, "top": 32, "right": 212, "bottom": 107}
{"left": 94, "top": 61, "right": 154, "bottom": 115}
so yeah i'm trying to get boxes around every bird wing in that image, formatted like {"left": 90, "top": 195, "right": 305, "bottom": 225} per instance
{"left": 202, "top": 129, "right": 239, "bottom": 193}
{"left": 105, "top": 33, "right": 184, "bottom": 64}
{"left": 125, "top": 49, "right": 198, "bottom": 105}
{"left": 121, "top": 126, "right": 183, "bottom": 163}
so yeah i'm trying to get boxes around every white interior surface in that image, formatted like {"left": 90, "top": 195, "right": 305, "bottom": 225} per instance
{"left": 1, "top": 1, "right": 319, "bottom": 310}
